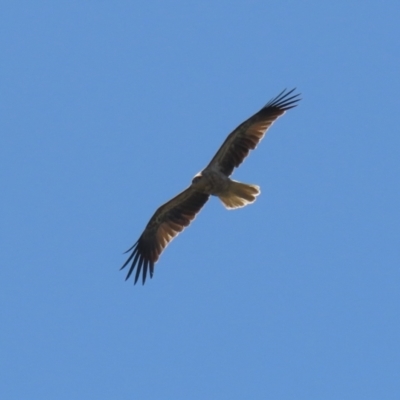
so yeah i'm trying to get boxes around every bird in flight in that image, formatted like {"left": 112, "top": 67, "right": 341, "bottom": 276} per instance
{"left": 121, "top": 88, "right": 300, "bottom": 284}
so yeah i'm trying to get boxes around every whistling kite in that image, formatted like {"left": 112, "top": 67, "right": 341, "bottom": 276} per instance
{"left": 121, "top": 89, "right": 300, "bottom": 284}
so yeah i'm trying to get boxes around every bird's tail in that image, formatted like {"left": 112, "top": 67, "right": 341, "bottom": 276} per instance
{"left": 218, "top": 180, "right": 260, "bottom": 210}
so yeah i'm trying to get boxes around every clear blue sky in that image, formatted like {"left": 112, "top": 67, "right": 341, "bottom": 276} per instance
{"left": 1, "top": 1, "right": 399, "bottom": 399}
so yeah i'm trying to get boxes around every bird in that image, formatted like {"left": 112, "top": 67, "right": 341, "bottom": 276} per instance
{"left": 121, "top": 88, "right": 301, "bottom": 284}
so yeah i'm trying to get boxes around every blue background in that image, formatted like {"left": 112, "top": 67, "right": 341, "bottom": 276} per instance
{"left": 1, "top": 1, "right": 399, "bottom": 399}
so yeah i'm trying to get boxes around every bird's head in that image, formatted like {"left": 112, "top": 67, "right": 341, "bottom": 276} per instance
{"left": 191, "top": 173, "right": 203, "bottom": 185}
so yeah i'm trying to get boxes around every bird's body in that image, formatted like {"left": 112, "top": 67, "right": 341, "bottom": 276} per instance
{"left": 121, "top": 89, "right": 300, "bottom": 284}
{"left": 192, "top": 168, "right": 260, "bottom": 209}
{"left": 192, "top": 168, "right": 231, "bottom": 196}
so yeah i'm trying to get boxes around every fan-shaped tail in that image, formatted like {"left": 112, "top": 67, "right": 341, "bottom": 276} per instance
{"left": 218, "top": 181, "right": 260, "bottom": 209}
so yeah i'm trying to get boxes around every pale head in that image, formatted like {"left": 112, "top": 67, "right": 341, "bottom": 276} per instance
{"left": 191, "top": 173, "right": 203, "bottom": 185}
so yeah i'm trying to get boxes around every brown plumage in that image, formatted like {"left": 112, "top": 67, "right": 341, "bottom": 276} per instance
{"left": 121, "top": 189, "right": 209, "bottom": 284}
{"left": 121, "top": 88, "right": 300, "bottom": 284}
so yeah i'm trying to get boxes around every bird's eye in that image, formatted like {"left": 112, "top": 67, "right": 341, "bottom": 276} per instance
{"left": 192, "top": 176, "right": 202, "bottom": 184}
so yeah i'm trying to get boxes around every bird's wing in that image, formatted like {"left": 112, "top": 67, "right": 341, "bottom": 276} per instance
{"left": 121, "top": 187, "right": 210, "bottom": 284}
{"left": 206, "top": 89, "right": 301, "bottom": 176}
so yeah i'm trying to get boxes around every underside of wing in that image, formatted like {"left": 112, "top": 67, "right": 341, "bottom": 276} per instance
{"left": 206, "top": 88, "right": 301, "bottom": 176}
{"left": 121, "top": 187, "right": 209, "bottom": 285}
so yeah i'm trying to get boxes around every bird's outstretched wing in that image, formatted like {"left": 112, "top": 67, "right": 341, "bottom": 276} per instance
{"left": 206, "top": 89, "right": 301, "bottom": 176}
{"left": 121, "top": 187, "right": 209, "bottom": 284}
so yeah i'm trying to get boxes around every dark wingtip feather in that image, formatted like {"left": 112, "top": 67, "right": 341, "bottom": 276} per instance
{"left": 120, "top": 241, "right": 144, "bottom": 284}
{"left": 134, "top": 256, "right": 144, "bottom": 285}
{"left": 120, "top": 241, "right": 138, "bottom": 271}
{"left": 265, "top": 88, "right": 301, "bottom": 111}
{"left": 123, "top": 241, "right": 138, "bottom": 254}
{"left": 149, "top": 263, "right": 154, "bottom": 279}
{"left": 142, "top": 259, "right": 149, "bottom": 285}
{"left": 125, "top": 249, "right": 140, "bottom": 281}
